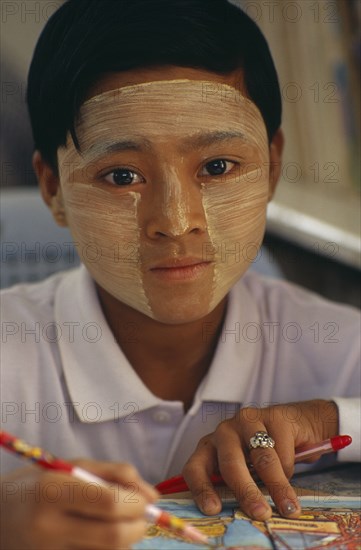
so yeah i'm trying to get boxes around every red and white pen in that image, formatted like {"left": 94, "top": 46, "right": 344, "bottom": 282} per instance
{"left": 156, "top": 435, "right": 352, "bottom": 494}
{"left": 293, "top": 434, "right": 352, "bottom": 461}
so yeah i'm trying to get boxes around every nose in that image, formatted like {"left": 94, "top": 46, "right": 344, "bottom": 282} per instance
{"left": 144, "top": 167, "right": 207, "bottom": 239}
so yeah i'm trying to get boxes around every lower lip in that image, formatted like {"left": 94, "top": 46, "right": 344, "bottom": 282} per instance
{"left": 149, "top": 262, "right": 211, "bottom": 281}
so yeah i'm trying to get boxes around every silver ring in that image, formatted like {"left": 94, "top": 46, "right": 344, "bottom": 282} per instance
{"left": 249, "top": 431, "right": 275, "bottom": 450}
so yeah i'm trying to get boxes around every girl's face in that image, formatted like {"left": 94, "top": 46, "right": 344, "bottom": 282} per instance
{"left": 56, "top": 70, "right": 270, "bottom": 324}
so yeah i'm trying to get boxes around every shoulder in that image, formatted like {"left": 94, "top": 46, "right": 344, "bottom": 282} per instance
{"left": 0, "top": 268, "right": 85, "bottom": 357}
{"left": 1, "top": 268, "right": 79, "bottom": 322}
{"left": 240, "top": 271, "right": 360, "bottom": 324}
{"left": 1, "top": 267, "right": 87, "bottom": 395}
{"left": 232, "top": 272, "right": 360, "bottom": 400}
{"left": 233, "top": 272, "right": 360, "bottom": 364}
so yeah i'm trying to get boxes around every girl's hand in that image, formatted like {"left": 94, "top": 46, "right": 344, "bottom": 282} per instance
{"left": 1, "top": 459, "right": 159, "bottom": 550}
{"left": 183, "top": 399, "right": 338, "bottom": 521}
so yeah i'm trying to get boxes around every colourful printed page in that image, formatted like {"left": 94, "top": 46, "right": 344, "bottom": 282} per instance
{"left": 133, "top": 497, "right": 361, "bottom": 549}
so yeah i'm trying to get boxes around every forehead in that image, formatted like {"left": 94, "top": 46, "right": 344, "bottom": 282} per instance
{"left": 85, "top": 65, "right": 249, "bottom": 99}
{"left": 74, "top": 80, "right": 267, "bottom": 153}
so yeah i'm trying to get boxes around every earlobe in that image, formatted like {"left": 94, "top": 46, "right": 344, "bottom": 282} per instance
{"left": 268, "top": 128, "right": 284, "bottom": 201}
{"left": 32, "top": 150, "right": 68, "bottom": 227}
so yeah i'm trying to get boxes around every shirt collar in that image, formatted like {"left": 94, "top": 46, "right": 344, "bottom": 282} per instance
{"left": 55, "top": 265, "right": 161, "bottom": 423}
{"left": 193, "top": 274, "right": 262, "bottom": 408}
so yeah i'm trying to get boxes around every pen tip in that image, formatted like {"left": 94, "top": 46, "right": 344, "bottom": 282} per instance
{"left": 183, "top": 524, "right": 209, "bottom": 544}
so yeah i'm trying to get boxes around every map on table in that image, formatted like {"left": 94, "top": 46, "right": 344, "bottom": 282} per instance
{"left": 133, "top": 497, "right": 361, "bottom": 549}
{"left": 291, "top": 463, "right": 361, "bottom": 497}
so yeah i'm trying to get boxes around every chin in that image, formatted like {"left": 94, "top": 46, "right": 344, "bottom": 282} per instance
{"left": 149, "top": 304, "right": 213, "bottom": 326}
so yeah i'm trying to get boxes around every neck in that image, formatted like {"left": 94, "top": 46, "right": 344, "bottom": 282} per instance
{"left": 96, "top": 285, "right": 227, "bottom": 410}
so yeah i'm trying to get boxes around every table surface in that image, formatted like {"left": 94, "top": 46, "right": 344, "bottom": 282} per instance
{"left": 162, "top": 463, "right": 361, "bottom": 500}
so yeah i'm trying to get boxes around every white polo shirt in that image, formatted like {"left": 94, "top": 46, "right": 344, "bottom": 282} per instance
{"left": 1, "top": 266, "right": 360, "bottom": 482}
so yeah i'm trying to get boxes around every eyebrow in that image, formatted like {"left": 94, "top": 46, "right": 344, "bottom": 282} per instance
{"left": 180, "top": 131, "right": 248, "bottom": 153}
{"left": 82, "top": 139, "right": 152, "bottom": 160}
{"left": 82, "top": 130, "right": 247, "bottom": 161}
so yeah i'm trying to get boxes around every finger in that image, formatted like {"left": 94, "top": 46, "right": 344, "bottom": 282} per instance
{"left": 301, "top": 454, "right": 323, "bottom": 463}
{"left": 35, "top": 509, "right": 147, "bottom": 550}
{"left": 41, "top": 472, "right": 151, "bottom": 521}
{"left": 182, "top": 437, "right": 222, "bottom": 515}
{"left": 213, "top": 423, "right": 272, "bottom": 521}
{"left": 268, "top": 427, "right": 296, "bottom": 480}
{"left": 245, "top": 426, "right": 301, "bottom": 518}
{"left": 68, "top": 517, "right": 148, "bottom": 550}
{"left": 71, "top": 459, "right": 159, "bottom": 501}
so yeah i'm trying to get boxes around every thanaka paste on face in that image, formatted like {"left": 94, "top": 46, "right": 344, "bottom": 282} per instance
{"left": 57, "top": 80, "right": 269, "bottom": 323}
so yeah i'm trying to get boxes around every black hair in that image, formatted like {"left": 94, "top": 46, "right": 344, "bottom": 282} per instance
{"left": 27, "top": 0, "right": 282, "bottom": 169}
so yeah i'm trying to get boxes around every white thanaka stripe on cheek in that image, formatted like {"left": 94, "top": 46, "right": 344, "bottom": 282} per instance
{"left": 202, "top": 168, "right": 269, "bottom": 311}
{"left": 56, "top": 153, "right": 152, "bottom": 315}
{"left": 198, "top": 96, "right": 269, "bottom": 311}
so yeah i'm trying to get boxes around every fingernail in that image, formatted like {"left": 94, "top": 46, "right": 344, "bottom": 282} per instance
{"left": 249, "top": 502, "right": 271, "bottom": 519}
{"left": 281, "top": 499, "right": 299, "bottom": 516}
{"left": 203, "top": 497, "right": 220, "bottom": 514}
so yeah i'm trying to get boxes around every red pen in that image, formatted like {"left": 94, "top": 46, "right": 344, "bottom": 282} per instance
{"left": 156, "top": 434, "right": 352, "bottom": 494}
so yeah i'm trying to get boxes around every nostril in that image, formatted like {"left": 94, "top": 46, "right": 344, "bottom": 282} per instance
{"left": 189, "top": 226, "right": 204, "bottom": 235}
{"left": 146, "top": 219, "right": 206, "bottom": 239}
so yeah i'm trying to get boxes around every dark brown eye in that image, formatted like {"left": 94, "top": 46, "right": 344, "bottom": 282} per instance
{"left": 200, "top": 159, "right": 236, "bottom": 177}
{"left": 104, "top": 168, "right": 144, "bottom": 186}
{"left": 205, "top": 159, "right": 227, "bottom": 175}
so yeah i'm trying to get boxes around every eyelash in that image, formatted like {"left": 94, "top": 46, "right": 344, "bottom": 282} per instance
{"left": 101, "top": 158, "right": 240, "bottom": 187}
{"left": 199, "top": 159, "right": 238, "bottom": 178}
{"left": 103, "top": 167, "right": 145, "bottom": 186}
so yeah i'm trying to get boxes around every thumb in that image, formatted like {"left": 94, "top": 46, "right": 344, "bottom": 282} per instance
{"left": 70, "top": 458, "right": 159, "bottom": 502}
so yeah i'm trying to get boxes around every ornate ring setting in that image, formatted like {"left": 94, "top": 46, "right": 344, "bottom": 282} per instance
{"left": 249, "top": 431, "right": 275, "bottom": 450}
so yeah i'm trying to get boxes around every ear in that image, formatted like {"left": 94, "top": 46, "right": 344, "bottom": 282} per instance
{"left": 32, "top": 150, "right": 68, "bottom": 227}
{"left": 268, "top": 128, "right": 284, "bottom": 201}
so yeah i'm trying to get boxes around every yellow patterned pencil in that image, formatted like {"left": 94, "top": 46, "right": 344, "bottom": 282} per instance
{"left": 0, "top": 430, "right": 209, "bottom": 545}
